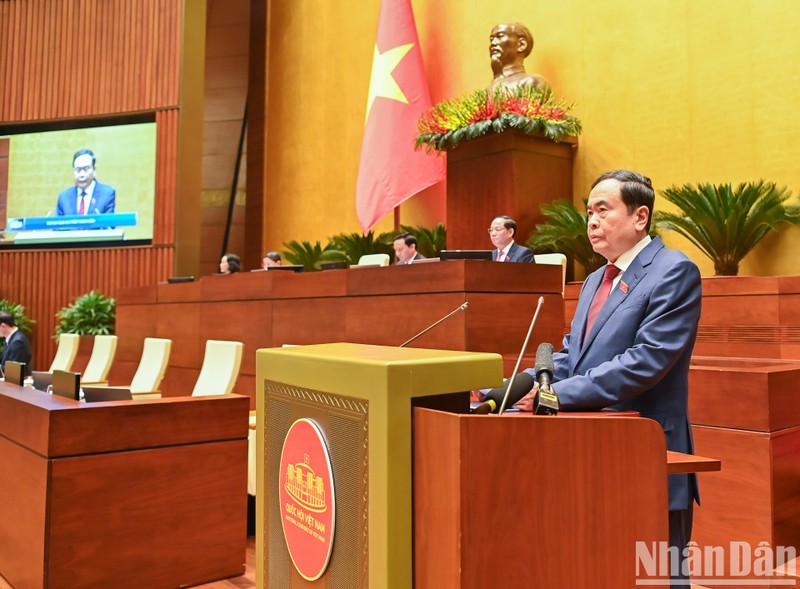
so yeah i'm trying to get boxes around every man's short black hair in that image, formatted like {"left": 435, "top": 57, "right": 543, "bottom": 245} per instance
{"left": 0, "top": 311, "right": 16, "bottom": 328}
{"left": 591, "top": 169, "right": 655, "bottom": 231}
{"left": 73, "top": 148, "right": 96, "bottom": 167}
{"left": 263, "top": 251, "right": 282, "bottom": 263}
{"left": 394, "top": 232, "right": 417, "bottom": 247}
{"left": 494, "top": 215, "right": 518, "bottom": 237}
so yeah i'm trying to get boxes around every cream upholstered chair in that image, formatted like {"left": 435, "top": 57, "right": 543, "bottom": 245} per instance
{"left": 191, "top": 340, "right": 243, "bottom": 397}
{"left": 128, "top": 337, "right": 172, "bottom": 399}
{"left": 49, "top": 333, "right": 81, "bottom": 372}
{"left": 357, "top": 253, "right": 390, "bottom": 267}
{"left": 81, "top": 335, "right": 118, "bottom": 385}
{"left": 534, "top": 253, "right": 568, "bottom": 294}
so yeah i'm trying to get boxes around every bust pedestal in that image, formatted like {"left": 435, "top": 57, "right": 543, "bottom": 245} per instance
{"left": 446, "top": 130, "right": 576, "bottom": 250}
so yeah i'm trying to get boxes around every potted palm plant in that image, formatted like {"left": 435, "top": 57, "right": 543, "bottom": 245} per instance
{"left": 654, "top": 181, "right": 800, "bottom": 276}
{"left": 55, "top": 290, "right": 116, "bottom": 338}
{"left": 54, "top": 291, "right": 116, "bottom": 370}
{"left": 281, "top": 240, "right": 348, "bottom": 271}
{"left": 525, "top": 199, "right": 605, "bottom": 274}
{"left": 327, "top": 230, "right": 394, "bottom": 265}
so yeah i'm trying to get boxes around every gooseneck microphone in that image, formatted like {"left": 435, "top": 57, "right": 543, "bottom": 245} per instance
{"left": 399, "top": 302, "right": 470, "bottom": 347}
{"left": 533, "top": 342, "right": 559, "bottom": 415}
{"left": 470, "top": 296, "right": 545, "bottom": 415}
{"left": 498, "top": 296, "right": 545, "bottom": 414}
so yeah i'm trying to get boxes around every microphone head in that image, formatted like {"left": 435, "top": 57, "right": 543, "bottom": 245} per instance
{"left": 535, "top": 342, "right": 555, "bottom": 374}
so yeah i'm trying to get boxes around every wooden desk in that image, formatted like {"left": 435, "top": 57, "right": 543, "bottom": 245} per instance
{"left": 115, "top": 261, "right": 564, "bottom": 402}
{"left": 0, "top": 383, "right": 250, "bottom": 589}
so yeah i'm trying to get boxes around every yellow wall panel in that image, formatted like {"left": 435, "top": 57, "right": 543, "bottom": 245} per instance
{"left": 262, "top": 0, "right": 800, "bottom": 276}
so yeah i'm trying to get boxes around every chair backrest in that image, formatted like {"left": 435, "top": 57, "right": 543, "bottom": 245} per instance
{"left": 357, "top": 253, "right": 390, "bottom": 267}
{"left": 129, "top": 337, "right": 172, "bottom": 393}
{"left": 534, "top": 253, "right": 568, "bottom": 294}
{"left": 82, "top": 335, "right": 118, "bottom": 383}
{"left": 191, "top": 340, "right": 244, "bottom": 397}
{"left": 49, "top": 333, "right": 81, "bottom": 372}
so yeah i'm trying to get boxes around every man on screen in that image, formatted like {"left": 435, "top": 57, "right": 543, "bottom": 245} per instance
{"left": 55, "top": 149, "right": 116, "bottom": 216}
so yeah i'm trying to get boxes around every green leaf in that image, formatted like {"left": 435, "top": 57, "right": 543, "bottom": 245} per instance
{"left": 54, "top": 291, "right": 115, "bottom": 338}
{"left": 655, "top": 181, "right": 798, "bottom": 275}
{"left": 525, "top": 199, "right": 605, "bottom": 272}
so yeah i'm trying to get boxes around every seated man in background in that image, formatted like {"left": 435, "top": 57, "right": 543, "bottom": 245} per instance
{"left": 0, "top": 311, "right": 32, "bottom": 376}
{"left": 489, "top": 216, "right": 534, "bottom": 262}
{"left": 393, "top": 233, "right": 426, "bottom": 265}
{"left": 56, "top": 148, "right": 116, "bottom": 216}
{"left": 262, "top": 251, "right": 282, "bottom": 269}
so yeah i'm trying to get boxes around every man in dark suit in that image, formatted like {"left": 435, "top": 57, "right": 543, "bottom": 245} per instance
{"left": 0, "top": 311, "right": 33, "bottom": 376}
{"left": 489, "top": 216, "right": 534, "bottom": 263}
{"left": 516, "top": 170, "right": 701, "bottom": 585}
{"left": 393, "top": 233, "right": 426, "bottom": 265}
{"left": 56, "top": 148, "right": 116, "bottom": 216}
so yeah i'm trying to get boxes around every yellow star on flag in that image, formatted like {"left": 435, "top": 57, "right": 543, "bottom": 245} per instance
{"left": 365, "top": 42, "right": 414, "bottom": 122}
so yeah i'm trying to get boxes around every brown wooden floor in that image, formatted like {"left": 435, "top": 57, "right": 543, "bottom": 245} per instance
{"left": 0, "top": 538, "right": 716, "bottom": 589}
{"left": 0, "top": 537, "right": 255, "bottom": 589}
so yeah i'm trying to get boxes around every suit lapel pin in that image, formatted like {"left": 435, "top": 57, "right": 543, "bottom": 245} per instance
{"left": 620, "top": 281, "right": 629, "bottom": 294}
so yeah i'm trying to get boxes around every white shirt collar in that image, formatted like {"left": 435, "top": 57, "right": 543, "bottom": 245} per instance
{"left": 613, "top": 235, "right": 651, "bottom": 273}
{"left": 78, "top": 180, "right": 96, "bottom": 198}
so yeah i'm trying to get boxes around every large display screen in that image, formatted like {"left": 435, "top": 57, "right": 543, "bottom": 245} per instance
{"left": 0, "top": 116, "right": 157, "bottom": 247}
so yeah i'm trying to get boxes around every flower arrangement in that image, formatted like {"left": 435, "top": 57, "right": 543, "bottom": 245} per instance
{"left": 416, "top": 84, "right": 581, "bottom": 153}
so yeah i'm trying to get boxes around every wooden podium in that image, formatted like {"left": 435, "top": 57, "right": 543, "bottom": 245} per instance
{"left": 255, "top": 343, "right": 503, "bottom": 588}
{"left": 0, "top": 383, "right": 250, "bottom": 589}
{"left": 415, "top": 409, "right": 677, "bottom": 588}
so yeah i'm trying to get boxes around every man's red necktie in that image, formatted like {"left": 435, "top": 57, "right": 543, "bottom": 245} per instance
{"left": 78, "top": 190, "right": 87, "bottom": 215}
{"left": 583, "top": 264, "right": 621, "bottom": 344}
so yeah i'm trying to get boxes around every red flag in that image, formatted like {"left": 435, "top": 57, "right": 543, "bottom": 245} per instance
{"left": 356, "top": 0, "right": 444, "bottom": 233}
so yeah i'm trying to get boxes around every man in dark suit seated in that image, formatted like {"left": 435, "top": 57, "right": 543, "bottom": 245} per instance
{"left": 0, "top": 311, "right": 32, "bottom": 376}
{"left": 393, "top": 233, "right": 426, "bottom": 265}
{"left": 489, "top": 216, "right": 534, "bottom": 263}
{"left": 56, "top": 148, "right": 116, "bottom": 216}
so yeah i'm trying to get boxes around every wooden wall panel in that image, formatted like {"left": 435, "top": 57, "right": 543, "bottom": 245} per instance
{"left": 155, "top": 109, "right": 179, "bottom": 245}
{"left": 0, "top": 1, "right": 187, "bottom": 377}
{"left": 0, "top": 0, "right": 181, "bottom": 121}
{"left": 0, "top": 246, "right": 174, "bottom": 373}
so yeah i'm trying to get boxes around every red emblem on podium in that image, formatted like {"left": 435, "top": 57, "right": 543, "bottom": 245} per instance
{"left": 279, "top": 418, "right": 336, "bottom": 581}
